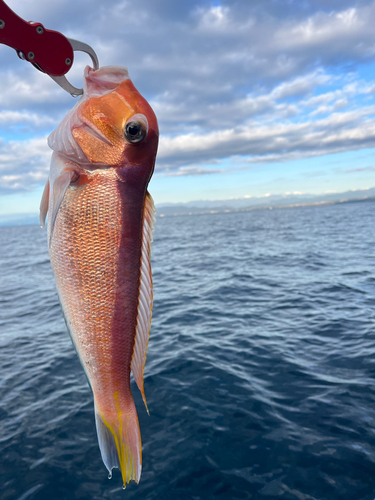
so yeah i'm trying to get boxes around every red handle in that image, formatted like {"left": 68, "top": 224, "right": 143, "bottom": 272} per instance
{"left": 0, "top": 0, "right": 73, "bottom": 76}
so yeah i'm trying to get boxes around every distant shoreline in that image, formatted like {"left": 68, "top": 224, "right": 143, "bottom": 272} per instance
{"left": 1, "top": 194, "right": 374, "bottom": 227}
{"left": 157, "top": 195, "right": 375, "bottom": 218}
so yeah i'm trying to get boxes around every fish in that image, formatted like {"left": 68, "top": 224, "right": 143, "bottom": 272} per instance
{"left": 39, "top": 65, "right": 159, "bottom": 486}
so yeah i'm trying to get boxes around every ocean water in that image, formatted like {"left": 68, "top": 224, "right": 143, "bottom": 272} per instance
{"left": 0, "top": 200, "right": 375, "bottom": 500}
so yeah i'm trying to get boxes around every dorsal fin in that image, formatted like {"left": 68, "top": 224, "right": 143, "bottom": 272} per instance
{"left": 131, "top": 192, "right": 156, "bottom": 413}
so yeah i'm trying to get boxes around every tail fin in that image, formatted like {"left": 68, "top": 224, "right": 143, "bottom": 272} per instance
{"left": 94, "top": 399, "right": 142, "bottom": 486}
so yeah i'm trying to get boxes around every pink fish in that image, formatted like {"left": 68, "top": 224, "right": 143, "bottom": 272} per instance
{"left": 39, "top": 65, "right": 159, "bottom": 486}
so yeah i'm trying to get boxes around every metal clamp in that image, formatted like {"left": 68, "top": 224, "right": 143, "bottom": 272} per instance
{"left": 49, "top": 38, "right": 99, "bottom": 97}
{"left": 0, "top": 0, "right": 99, "bottom": 98}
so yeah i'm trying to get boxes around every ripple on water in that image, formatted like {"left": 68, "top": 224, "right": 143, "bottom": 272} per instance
{"left": 0, "top": 202, "right": 375, "bottom": 499}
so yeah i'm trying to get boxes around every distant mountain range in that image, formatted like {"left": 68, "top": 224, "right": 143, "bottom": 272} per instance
{"left": 0, "top": 212, "right": 40, "bottom": 227}
{"left": 0, "top": 187, "right": 374, "bottom": 226}
{"left": 156, "top": 187, "right": 375, "bottom": 216}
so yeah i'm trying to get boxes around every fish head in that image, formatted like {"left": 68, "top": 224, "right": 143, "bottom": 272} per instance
{"left": 48, "top": 66, "right": 159, "bottom": 185}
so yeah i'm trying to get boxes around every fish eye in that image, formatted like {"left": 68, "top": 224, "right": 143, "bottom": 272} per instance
{"left": 124, "top": 114, "right": 148, "bottom": 143}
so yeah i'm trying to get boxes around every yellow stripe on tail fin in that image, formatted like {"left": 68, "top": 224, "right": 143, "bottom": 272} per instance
{"left": 95, "top": 398, "right": 142, "bottom": 486}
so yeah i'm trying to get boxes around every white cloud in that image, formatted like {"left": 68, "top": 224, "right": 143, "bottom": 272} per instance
{"left": 0, "top": 111, "right": 56, "bottom": 127}
{"left": 284, "top": 8, "right": 361, "bottom": 46}
{"left": 344, "top": 166, "right": 375, "bottom": 173}
{"left": 162, "top": 166, "right": 222, "bottom": 177}
{"left": 0, "top": 68, "right": 66, "bottom": 108}
{"left": 196, "top": 5, "right": 231, "bottom": 32}
{"left": 1, "top": 0, "right": 375, "bottom": 191}
{"left": 270, "top": 71, "right": 331, "bottom": 100}
{"left": 0, "top": 136, "right": 50, "bottom": 193}
{"left": 154, "top": 92, "right": 375, "bottom": 172}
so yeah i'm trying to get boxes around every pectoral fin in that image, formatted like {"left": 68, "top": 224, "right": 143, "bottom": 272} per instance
{"left": 49, "top": 168, "right": 78, "bottom": 246}
{"left": 39, "top": 178, "right": 50, "bottom": 228}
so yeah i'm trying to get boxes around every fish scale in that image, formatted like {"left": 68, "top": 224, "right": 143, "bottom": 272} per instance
{"left": 51, "top": 164, "right": 143, "bottom": 478}
{"left": 40, "top": 65, "right": 159, "bottom": 486}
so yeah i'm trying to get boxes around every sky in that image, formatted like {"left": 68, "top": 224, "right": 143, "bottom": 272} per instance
{"left": 1, "top": 0, "right": 375, "bottom": 215}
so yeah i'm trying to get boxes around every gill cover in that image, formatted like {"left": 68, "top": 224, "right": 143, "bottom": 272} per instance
{"left": 48, "top": 66, "right": 131, "bottom": 166}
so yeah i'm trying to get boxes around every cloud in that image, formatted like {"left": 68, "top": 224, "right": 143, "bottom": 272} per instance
{"left": 270, "top": 72, "right": 331, "bottom": 100}
{"left": 344, "top": 165, "right": 375, "bottom": 173}
{"left": 156, "top": 116, "right": 375, "bottom": 172}
{"left": 162, "top": 166, "right": 222, "bottom": 177}
{"left": 155, "top": 90, "right": 375, "bottom": 172}
{"left": 0, "top": 111, "right": 56, "bottom": 127}
{"left": 0, "top": 136, "right": 50, "bottom": 193}
{"left": 1, "top": 0, "right": 375, "bottom": 191}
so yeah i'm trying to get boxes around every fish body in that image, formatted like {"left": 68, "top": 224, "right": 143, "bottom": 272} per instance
{"left": 40, "top": 66, "right": 158, "bottom": 485}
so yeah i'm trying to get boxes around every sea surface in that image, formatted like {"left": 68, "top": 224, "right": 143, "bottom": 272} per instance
{"left": 0, "top": 200, "right": 375, "bottom": 500}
